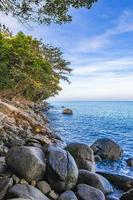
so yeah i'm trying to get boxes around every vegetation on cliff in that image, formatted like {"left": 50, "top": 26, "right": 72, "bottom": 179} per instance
{"left": 0, "top": 26, "right": 71, "bottom": 101}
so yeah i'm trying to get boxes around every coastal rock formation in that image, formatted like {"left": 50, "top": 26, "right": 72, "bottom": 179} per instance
{"left": 97, "top": 171, "right": 133, "bottom": 191}
{"left": 91, "top": 138, "right": 123, "bottom": 160}
{"left": 59, "top": 190, "right": 78, "bottom": 200}
{"left": 6, "top": 184, "right": 50, "bottom": 200}
{"left": 65, "top": 143, "right": 95, "bottom": 172}
{"left": 120, "top": 189, "right": 133, "bottom": 200}
{"left": 62, "top": 109, "right": 73, "bottom": 115}
{"left": 78, "top": 169, "right": 113, "bottom": 194}
{"left": 76, "top": 184, "right": 105, "bottom": 200}
{"left": 6, "top": 146, "right": 46, "bottom": 182}
{"left": 46, "top": 146, "right": 78, "bottom": 192}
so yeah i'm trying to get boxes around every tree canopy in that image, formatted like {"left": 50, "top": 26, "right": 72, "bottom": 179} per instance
{"left": 0, "top": 0, "right": 97, "bottom": 24}
{"left": 0, "top": 26, "right": 71, "bottom": 101}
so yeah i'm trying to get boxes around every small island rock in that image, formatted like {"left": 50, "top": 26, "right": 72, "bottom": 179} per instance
{"left": 91, "top": 138, "right": 123, "bottom": 160}
{"left": 62, "top": 109, "right": 73, "bottom": 115}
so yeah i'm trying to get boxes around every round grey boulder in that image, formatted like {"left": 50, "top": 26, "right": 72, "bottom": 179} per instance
{"left": 6, "top": 184, "right": 50, "bottom": 200}
{"left": 91, "top": 138, "right": 123, "bottom": 160}
{"left": 46, "top": 146, "right": 78, "bottom": 192}
{"left": 78, "top": 169, "right": 113, "bottom": 194}
{"left": 6, "top": 146, "right": 46, "bottom": 182}
{"left": 76, "top": 184, "right": 105, "bottom": 200}
{"left": 65, "top": 143, "right": 95, "bottom": 172}
{"left": 59, "top": 191, "right": 78, "bottom": 200}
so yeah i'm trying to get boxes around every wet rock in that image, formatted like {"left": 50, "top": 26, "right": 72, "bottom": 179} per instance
{"left": 62, "top": 109, "right": 73, "bottom": 115}
{"left": 76, "top": 184, "right": 105, "bottom": 200}
{"left": 59, "top": 190, "right": 78, "bottom": 200}
{"left": 91, "top": 138, "right": 123, "bottom": 160}
{"left": 126, "top": 158, "right": 133, "bottom": 167}
{"left": 78, "top": 169, "right": 113, "bottom": 195}
{"left": 65, "top": 143, "right": 95, "bottom": 172}
{"left": 6, "top": 184, "right": 50, "bottom": 200}
{"left": 0, "top": 177, "right": 13, "bottom": 199}
{"left": 46, "top": 146, "right": 78, "bottom": 192}
{"left": 97, "top": 171, "right": 133, "bottom": 191}
{"left": 6, "top": 146, "right": 46, "bottom": 182}
{"left": 120, "top": 189, "right": 133, "bottom": 200}
{"left": 106, "top": 196, "right": 119, "bottom": 200}
{"left": 37, "top": 181, "right": 51, "bottom": 195}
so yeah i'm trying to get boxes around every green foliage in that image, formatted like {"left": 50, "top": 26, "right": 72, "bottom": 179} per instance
{"left": 0, "top": 29, "right": 71, "bottom": 101}
{"left": 0, "top": 0, "right": 97, "bottom": 24}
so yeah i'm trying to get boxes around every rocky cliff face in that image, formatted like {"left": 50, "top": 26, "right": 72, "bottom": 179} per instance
{"left": 0, "top": 98, "right": 59, "bottom": 156}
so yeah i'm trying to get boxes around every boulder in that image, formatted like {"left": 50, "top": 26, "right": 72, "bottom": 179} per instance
{"left": 6, "top": 146, "right": 46, "bottom": 182}
{"left": 0, "top": 177, "right": 13, "bottom": 199}
{"left": 91, "top": 138, "right": 123, "bottom": 160}
{"left": 97, "top": 171, "right": 133, "bottom": 191}
{"left": 6, "top": 184, "right": 50, "bottom": 200}
{"left": 59, "top": 191, "right": 78, "bottom": 200}
{"left": 76, "top": 184, "right": 105, "bottom": 200}
{"left": 126, "top": 158, "right": 133, "bottom": 167}
{"left": 65, "top": 143, "right": 95, "bottom": 172}
{"left": 78, "top": 169, "right": 113, "bottom": 194}
{"left": 120, "top": 189, "right": 133, "bottom": 200}
{"left": 62, "top": 109, "right": 73, "bottom": 115}
{"left": 46, "top": 146, "right": 78, "bottom": 192}
{"left": 37, "top": 181, "right": 51, "bottom": 195}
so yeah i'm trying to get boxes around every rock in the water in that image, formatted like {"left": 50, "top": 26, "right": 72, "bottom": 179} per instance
{"left": 0, "top": 177, "right": 13, "bottom": 199}
{"left": 97, "top": 171, "right": 133, "bottom": 191}
{"left": 126, "top": 158, "right": 133, "bottom": 167}
{"left": 46, "top": 146, "right": 78, "bottom": 192}
{"left": 76, "top": 184, "right": 105, "bottom": 200}
{"left": 78, "top": 169, "right": 113, "bottom": 194}
{"left": 6, "top": 146, "right": 46, "bottom": 182}
{"left": 37, "top": 181, "right": 51, "bottom": 195}
{"left": 62, "top": 109, "right": 73, "bottom": 115}
{"left": 65, "top": 143, "right": 95, "bottom": 172}
{"left": 6, "top": 184, "right": 50, "bottom": 200}
{"left": 59, "top": 190, "right": 78, "bottom": 200}
{"left": 91, "top": 138, "right": 123, "bottom": 160}
{"left": 120, "top": 189, "right": 133, "bottom": 200}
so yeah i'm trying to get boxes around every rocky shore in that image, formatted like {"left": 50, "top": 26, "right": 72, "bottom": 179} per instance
{"left": 0, "top": 99, "right": 133, "bottom": 200}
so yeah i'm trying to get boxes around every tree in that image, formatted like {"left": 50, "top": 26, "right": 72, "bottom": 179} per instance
{"left": 0, "top": 0, "right": 97, "bottom": 24}
{"left": 0, "top": 29, "right": 71, "bottom": 101}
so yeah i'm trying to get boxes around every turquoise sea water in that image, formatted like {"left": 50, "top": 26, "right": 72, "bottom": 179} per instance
{"left": 47, "top": 101, "right": 133, "bottom": 176}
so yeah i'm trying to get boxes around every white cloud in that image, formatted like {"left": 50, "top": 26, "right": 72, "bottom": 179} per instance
{"left": 75, "top": 10, "right": 133, "bottom": 53}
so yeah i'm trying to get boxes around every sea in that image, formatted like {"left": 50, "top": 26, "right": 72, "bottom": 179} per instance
{"left": 47, "top": 101, "right": 133, "bottom": 177}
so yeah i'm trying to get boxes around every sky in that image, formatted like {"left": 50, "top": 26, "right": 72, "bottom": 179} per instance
{"left": 1, "top": 0, "right": 133, "bottom": 101}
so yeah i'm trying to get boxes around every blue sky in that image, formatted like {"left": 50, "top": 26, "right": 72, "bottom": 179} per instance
{"left": 1, "top": 0, "right": 133, "bottom": 101}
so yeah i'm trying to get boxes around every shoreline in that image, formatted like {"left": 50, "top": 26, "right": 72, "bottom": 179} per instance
{"left": 0, "top": 98, "right": 133, "bottom": 200}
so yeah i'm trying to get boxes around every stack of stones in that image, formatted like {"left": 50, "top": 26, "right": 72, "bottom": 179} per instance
{"left": 0, "top": 138, "right": 133, "bottom": 200}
